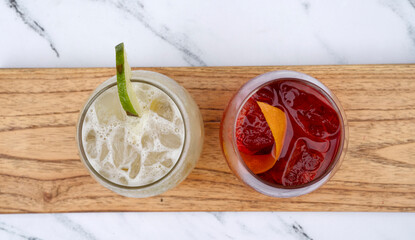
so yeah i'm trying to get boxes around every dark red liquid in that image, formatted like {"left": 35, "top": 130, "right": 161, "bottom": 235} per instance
{"left": 236, "top": 79, "right": 342, "bottom": 186}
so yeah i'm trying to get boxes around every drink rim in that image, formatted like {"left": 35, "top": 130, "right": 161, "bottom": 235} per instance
{"left": 231, "top": 70, "right": 348, "bottom": 190}
{"left": 76, "top": 75, "right": 187, "bottom": 189}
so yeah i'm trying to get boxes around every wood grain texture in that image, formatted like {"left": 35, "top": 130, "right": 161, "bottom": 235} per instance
{"left": 0, "top": 65, "right": 414, "bottom": 213}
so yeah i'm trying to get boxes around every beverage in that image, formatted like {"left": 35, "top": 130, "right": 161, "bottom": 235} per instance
{"left": 77, "top": 70, "right": 204, "bottom": 197}
{"left": 83, "top": 81, "right": 184, "bottom": 186}
{"left": 220, "top": 71, "right": 348, "bottom": 197}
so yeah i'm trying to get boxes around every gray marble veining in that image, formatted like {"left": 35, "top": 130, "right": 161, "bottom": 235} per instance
{"left": 381, "top": 0, "right": 415, "bottom": 41}
{"left": 7, "top": 0, "right": 59, "bottom": 57}
{"left": 2, "top": 0, "right": 415, "bottom": 67}
{"left": 1, "top": 212, "right": 415, "bottom": 239}
{"left": 1, "top": 0, "right": 415, "bottom": 239}
{"left": 107, "top": 0, "right": 206, "bottom": 66}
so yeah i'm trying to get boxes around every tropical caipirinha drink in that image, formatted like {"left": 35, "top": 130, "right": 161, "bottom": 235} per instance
{"left": 76, "top": 43, "right": 204, "bottom": 197}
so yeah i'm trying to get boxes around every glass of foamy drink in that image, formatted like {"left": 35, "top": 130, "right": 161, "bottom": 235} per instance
{"left": 76, "top": 54, "right": 203, "bottom": 197}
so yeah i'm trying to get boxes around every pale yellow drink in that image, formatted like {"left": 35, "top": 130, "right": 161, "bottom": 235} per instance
{"left": 77, "top": 70, "right": 203, "bottom": 197}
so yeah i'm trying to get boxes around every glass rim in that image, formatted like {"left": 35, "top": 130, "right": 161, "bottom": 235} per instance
{"left": 76, "top": 75, "right": 187, "bottom": 190}
{"left": 231, "top": 70, "right": 348, "bottom": 190}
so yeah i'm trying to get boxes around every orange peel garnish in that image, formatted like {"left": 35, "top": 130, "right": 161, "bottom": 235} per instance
{"left": 257, "top": 102, "right": 287, "bottom": 160}
{"left": 240, "top": 145, "right": 277, "bottom": 174}
{"left": 241, "top": 102, "right": 287, "bottom": 174}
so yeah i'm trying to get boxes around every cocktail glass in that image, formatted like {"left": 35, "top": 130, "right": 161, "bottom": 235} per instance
{"left": 76, "top": 70, "right": 204, "bottom": 198}
{"left": 220, "top": 70, "right": 348, "bottom": 197}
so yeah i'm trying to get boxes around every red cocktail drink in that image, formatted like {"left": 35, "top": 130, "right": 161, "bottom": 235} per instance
{"left": 220, "top": 71, "right": 348, "bottom": 197}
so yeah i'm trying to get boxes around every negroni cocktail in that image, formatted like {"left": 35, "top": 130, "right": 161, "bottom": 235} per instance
{"left": 220, "top": 71, "right": 348, "bottom": 197}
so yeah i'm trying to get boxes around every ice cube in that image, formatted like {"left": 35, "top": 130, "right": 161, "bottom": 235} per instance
{"left": 150, "top": 96, "right": 174, "bottom": 122}
{"left": 98, "top": 169, "right": 110, "bottom": 179}
{"left": 282, "top": 140, "right": 323, "bottom": 186}
{"left": 144, "top": 151, "right": 167, "bottom": 166}
{"left": 161, "top": 158, "right": 173, "bottom": 168}
{"left": 141, "top": 133, "right": 154, "bottom": 149}
{"left": 95, "top": 90, "right": 126, "bottom": 125}
{"left": 99, "top": 162, "right": 114, "bottom": 179}
{"left": 99, "top": 142, "right": 109, "bottom": 161}
{"left": 85, "top": 130, "right": 97, "bottom": 159}
{"left": 141, "top": 84, "right": 150, "bottom": 91}
{"left": 118, "top": 176, "right": 128, "bottom": 185}
{"left": 281, "top": 86, "right": 301, "bottom": 108}
{"left": 159, "top": 133, "right": 182, "bottom": 149}
{"left": 129, "top": 154, "right": 141, "bottom": 179}
{"left": 281, "top": 84, "right": 339, "bottom": 138}
{"left": 111, "top": 127, "right": 125, "bottom": 167}
{"left": 112, "top": 127, "right": 142, "bottom": 171}
{"left": 136, "top": 89, "right": 149, "bottom": 106}
{"left": 175, "top": 118, "right": 183, "bottom": 128}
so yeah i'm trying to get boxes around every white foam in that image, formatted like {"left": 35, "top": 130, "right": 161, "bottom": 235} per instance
{"left": 82, "top": 82, "right": 185, "bottom": 186}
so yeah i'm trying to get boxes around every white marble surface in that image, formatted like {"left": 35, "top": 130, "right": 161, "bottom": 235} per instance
{"left": 1, "top": 0, "right": 415, "bottom": 239}
{"left": 1, "top": 0, "right": 415, "bottom": 68}
{"left": 1, "top": 212, "right": 415, "bottom": 240}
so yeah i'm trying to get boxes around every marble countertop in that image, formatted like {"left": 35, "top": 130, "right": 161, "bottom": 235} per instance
{"left": 1, "top": 212, "right": 414, "bottom": 240}
{"left": 1, "top": 0, "right": 415, "bottom": 239}
{"left": 2, "top": 0, "right": 415, "bottom": 68}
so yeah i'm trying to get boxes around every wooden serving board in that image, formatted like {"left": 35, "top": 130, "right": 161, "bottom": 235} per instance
{"left": 0, "top": 65, "right": 414, "bottom": 213}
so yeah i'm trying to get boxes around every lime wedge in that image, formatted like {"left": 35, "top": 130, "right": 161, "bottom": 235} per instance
{"left": 115, "top": 43, "right": 142, "bottom": 117}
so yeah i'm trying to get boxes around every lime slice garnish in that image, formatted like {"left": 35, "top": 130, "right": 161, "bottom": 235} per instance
{"left": 115, "top": 43, "right": 142, "bottom": 117}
